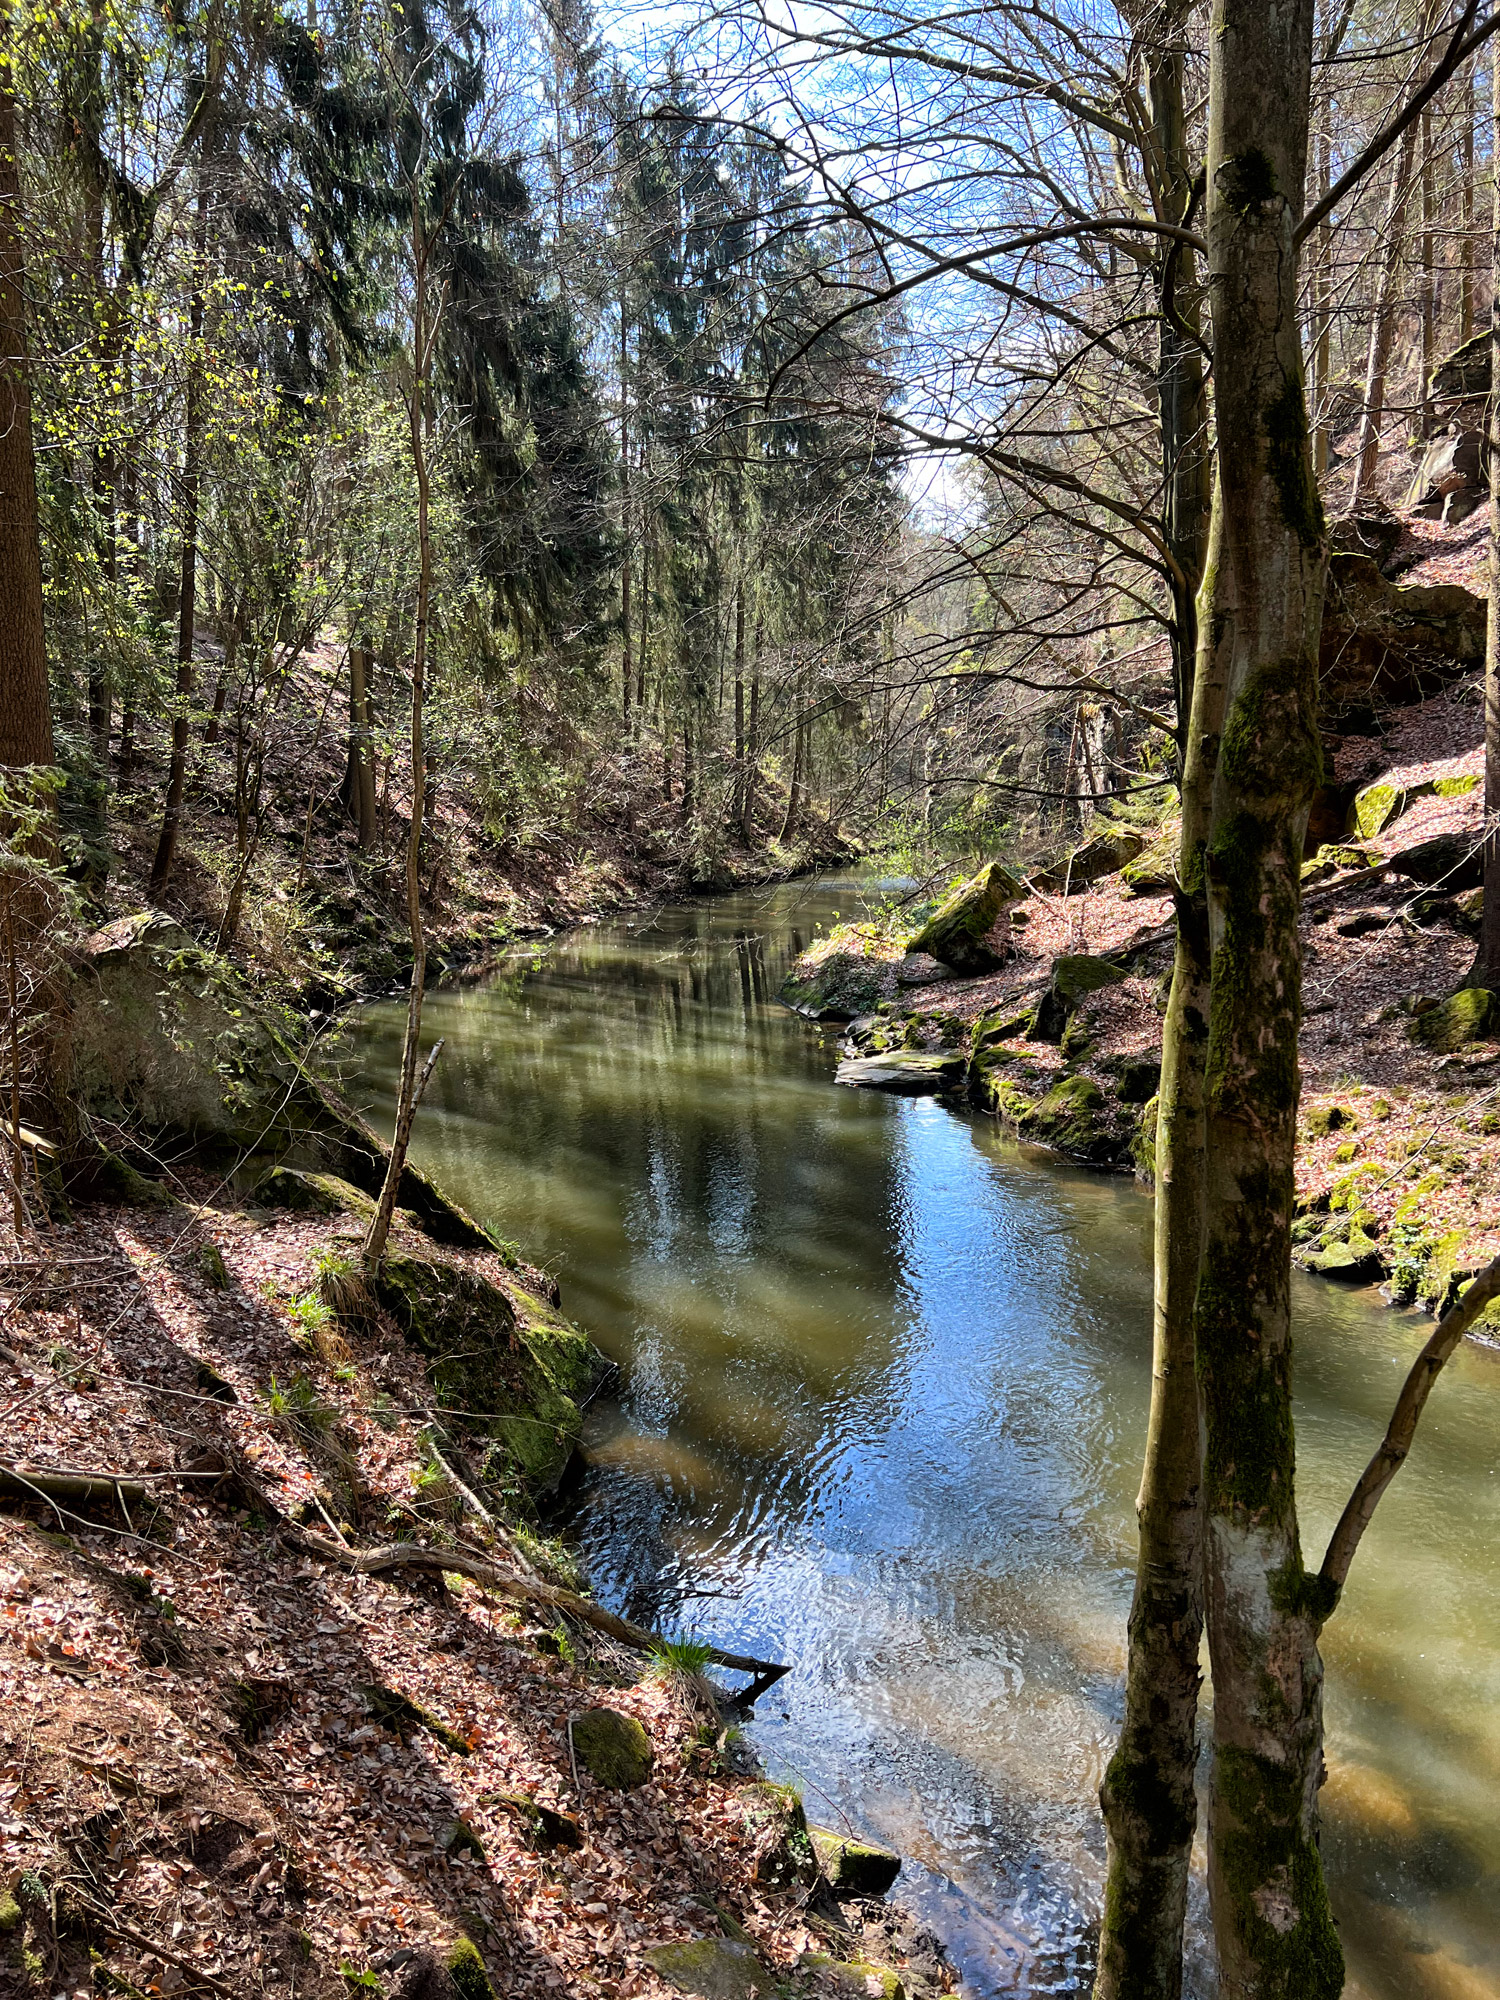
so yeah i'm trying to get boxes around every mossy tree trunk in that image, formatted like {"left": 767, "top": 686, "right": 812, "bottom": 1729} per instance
{"left": 1193, "top": 6, "right": 1341, "bottom": 1995}
{"left": 1093, "top": 13, "right": 1214, "bottom": 1995}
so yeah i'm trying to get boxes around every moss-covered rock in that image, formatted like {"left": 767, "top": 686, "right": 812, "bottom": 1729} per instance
{"left": 443, "top": 1936, "right": 497, "bottom": 2000}
{"left": 1352, "top": 782, "right": 1407, "bottom": 839}
{"left": 1433, "top": 772, "right": 1479, "bottom": 798}
{"left": 1034, "top": 827, "right": 1147, "bottom": 896}
{"left": 833, "top": 1050, "right": 966, "bottom": 1096}
{"left": 1304, "top": 1104, "right": 1349, "bottom": 1137}
{"left": 809, "top": 1827, "right": 901, "bottom": 1895}
{"left": 644, "top": 1938, "right": 771, "bottom": 2000}
{"left": 905, "top": 862, "right": 1025, "bottom": 974}
{"left": 256, "top": 1166, "right": 374, "bottom": 1218}
{"left": 973, "top": 1004, "right": 1036, "bottom": 1048}
{"left": 1120, "top": 834, "right": 1178, "bottom": 896}
{"left": 744, "top": 1782, "right": 819, "bottom": 1890}
{"left": 798, "top": 1956, "right": 906, "bottom": 2000}
{"left": 491, "top": 1791, "right": 581, "bottom": 1851}
{"left": 374, "top": 1250, "right": 605, "bottom": 1495}
{"left": 780, "top": 935, "right": 895, "bottom": 1021}
{"left": 1409, "top": 987, "right": 1496, "bottom": 1053}
{"left": 1030, "top": 954, "right": 1126, "bottom": 1042}
{"left": 571, "top": 1707, "right": 654, "bottom": 1790}
{"left": 1300, "top": 1233, "right": 1383, "bottom": 1282}
{"left": 1301, "top": 843, "right": 1378, "bottom": 885}
{"left": 1018, "top": 1074, "right": 1123, "bottom": 1163}
{"left": 968, "top": 1055, "right": 1034, "bottom": 1124}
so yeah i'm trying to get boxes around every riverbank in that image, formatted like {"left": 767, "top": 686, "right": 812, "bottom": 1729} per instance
{"left": 0, "top": 1160, "right": 947, "bottom": 2000}
{"left": 83, "top": 637, "right": 854, "bottom": 1010}
{"left": 781, "top": 678, "right": 1497, "bottom": 1331}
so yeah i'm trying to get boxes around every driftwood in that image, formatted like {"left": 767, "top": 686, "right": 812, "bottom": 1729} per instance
{"left": 288, "top": 1524, "right": 791, "bottom": 1703}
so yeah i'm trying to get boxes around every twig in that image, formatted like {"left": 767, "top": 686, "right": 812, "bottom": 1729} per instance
{"left": 68, "top": 1892, "right": 243, "bottom": 1999}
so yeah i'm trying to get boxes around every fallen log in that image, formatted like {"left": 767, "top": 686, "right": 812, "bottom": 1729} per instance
{"left": 287, "top": 1525, "right": 791, "bottom": 1703}
{"left": 0, "top": 1462, "right": 224, "bottom": 1507}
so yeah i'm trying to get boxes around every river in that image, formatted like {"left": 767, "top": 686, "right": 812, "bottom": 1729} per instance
{"left": 349, "top": 876, "right": 1500, "bottom": 2000}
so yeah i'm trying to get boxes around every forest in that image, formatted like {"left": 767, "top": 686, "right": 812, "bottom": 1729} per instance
{"left": 2, "top": 1, "right": 1500, "bottom": 1999}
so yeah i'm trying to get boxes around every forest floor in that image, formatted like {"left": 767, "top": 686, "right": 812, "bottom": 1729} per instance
{"left": 0, "top": 1177, "right": 948, "bottom": 2000}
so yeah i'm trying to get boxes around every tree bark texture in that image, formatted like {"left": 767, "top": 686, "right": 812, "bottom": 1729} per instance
{"left": 1348, "top": 112, "right": 1419, "bottom": 509}
{"left": 150, "top": 175, "right": 211, "bottom": 896}
{"left": 0, "top": 68, "right": 54, "bottom": 772}
{"left": 1093, "top": 17, "right": 1212, "bottom": 1994}
{"left": 366, "top": 193, "right": 434, "bottom": 1268}
{"left": 1196, "top": 5, "right": 1341, "bottom": 1994}
{"left": 344, "top": 645, "right": 378, "bottom": 852}
{"left": 1484, "top": 39, "right": 1500, "bottom": 990}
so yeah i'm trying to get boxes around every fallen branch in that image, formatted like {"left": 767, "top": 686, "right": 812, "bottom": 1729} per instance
{"left": 287, "top": 1526, "right": 792, "bottom": 1701}
{"left": 0, "top": 1463, "right": 223, "bottom": 1506}
{"left": 68, "top": 1891, "right": 243, "bottom": 1999}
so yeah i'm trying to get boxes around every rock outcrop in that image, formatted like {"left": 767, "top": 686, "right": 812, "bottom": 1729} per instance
{"left": 904, "top": 861, "right": 1025, "bottom": 974}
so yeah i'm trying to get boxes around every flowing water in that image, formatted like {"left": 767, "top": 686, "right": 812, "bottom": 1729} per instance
{"left": 349, "top": 876, "right": 1500, "bottom": 2000}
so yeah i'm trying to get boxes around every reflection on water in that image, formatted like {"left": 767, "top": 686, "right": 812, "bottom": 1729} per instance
{"left": 350, "top": 877, "right": 1500, "bottom": 1999}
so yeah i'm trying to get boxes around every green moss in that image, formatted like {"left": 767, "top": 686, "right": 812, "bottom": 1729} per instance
{"left": 1432, "top": 772, "right": 1479, "bottom": 797}
{"left": 1195, "top": 1173, "right": 1297, "bottom": 1520}
{"left": 373, "top": 1253, "right": 603, "bottom": 1496}
{"left": 1410, "top": 987, "right": 1496, "bottom": 1053}
{"left": 1303, "top": 1104, "right": 1347, "bottom": 1138}
{"left": 0, "top": 1889, "right": 19, "bottom": 1935}
{"left": 358, "top": 1683, "right": 471, "bottom": 1755}
{"left": 570, "top": 1707, "right": 654, "bottom": 1789}
{"left": 1213, "top": 1747, "right": 1344, "bottom": 1999}
{"left": 1418, "top": 1231, "right": 1476, "bottom": 1314}
{"left": 1265, "top": 378, "right": 1325, "bottom": 549}
{"left": 1352, "top": 782, "right": 1405, "bottom": 839}
{"left": 905, "top": 861, "right": 1024, "bottom": 974}
{"left": 444, "top": 1937, "right": 496, "bottom": 2000}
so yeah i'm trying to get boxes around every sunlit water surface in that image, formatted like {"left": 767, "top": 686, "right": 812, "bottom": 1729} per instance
{"left": 350, "top": 877, "right": 1500, "bottom": 2000}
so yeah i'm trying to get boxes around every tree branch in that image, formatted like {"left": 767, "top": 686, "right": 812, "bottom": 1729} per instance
{"left": 1318, "top": 1249, "right": 1500, "bottom": 1602}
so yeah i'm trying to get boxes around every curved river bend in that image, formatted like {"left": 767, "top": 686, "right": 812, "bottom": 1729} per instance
{"left": 350, "top": 878, "right": 1500, "bottom": 2000}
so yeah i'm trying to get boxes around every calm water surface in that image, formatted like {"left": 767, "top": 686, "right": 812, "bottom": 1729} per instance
{"left": 350, "top": 878, "right": 1500, "bottom": 2000}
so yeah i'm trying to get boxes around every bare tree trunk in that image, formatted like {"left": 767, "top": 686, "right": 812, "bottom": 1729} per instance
{"left": 733, "top": 583, "right": 746, "bottom": 833}
{"left": 1349, "top": 115, "right": 1420, "bottom": 509}
{"left": 1460, "top": 67, "right": 1476, "bottom": 342}
{"left": 1419, "top": 105, "right": 1436, "bottom": 437}
{"left": 366, "top": 193, "right": 436, "bottom": 1269}
{"left": 620, "top": 300, "right": 632, "bottom": 735}
{"left": 0, "top": 66, "right": 54, "bottom": 773}
{"left": 149, "top": 174, "right": 211, "bottom": 896}
{"left": 1195, "top": 5, "right": 1340, "bottom": 1993}
{"left": 1483, "top": 43, "right": 1500, "bottom": 989}
{"left": 344, "top": 645, "right": 377, "bottom": 851}
{"left": 1093, "top": 16, "right": 1212, "bottom": 1994}
{"left": 1313, "top": 124, "right": 1332, "bottom": 478}
{"left": 743, "top": 633, "right": 760, "bottom": 845}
